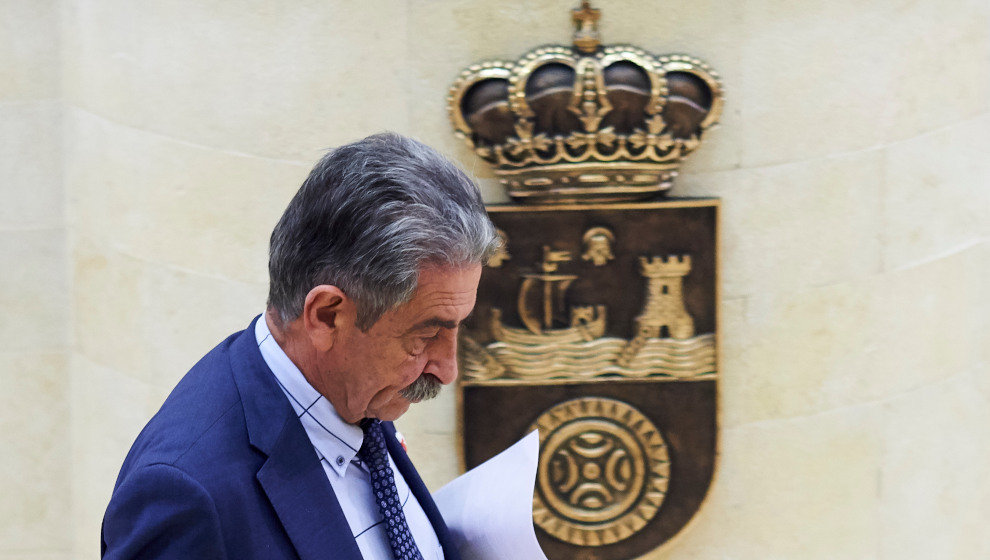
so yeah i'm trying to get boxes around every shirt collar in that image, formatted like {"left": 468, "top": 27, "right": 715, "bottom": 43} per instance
{"left": 254, "top": 314, "right": 364, "bottom": 476}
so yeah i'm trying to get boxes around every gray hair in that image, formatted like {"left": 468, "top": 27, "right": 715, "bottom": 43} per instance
{"left": 267, "top": 133, "right": 498, "bottom": 329}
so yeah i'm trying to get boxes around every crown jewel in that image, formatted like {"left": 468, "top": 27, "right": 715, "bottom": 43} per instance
{"left": 448, "top": 2, "right": 723, "bottom": 203}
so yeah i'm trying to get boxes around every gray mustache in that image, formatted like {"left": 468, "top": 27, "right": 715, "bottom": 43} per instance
{"left": 399, "top": 373, "right": 442, "bottom": 402}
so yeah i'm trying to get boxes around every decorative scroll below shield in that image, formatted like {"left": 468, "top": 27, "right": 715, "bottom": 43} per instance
{"left": 457, "top": 200, "right": 718, "bottom": 560}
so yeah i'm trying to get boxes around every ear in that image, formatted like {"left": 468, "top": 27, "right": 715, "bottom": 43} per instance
{"left": 301, "top": 285, "right": 353, "bottom": 352}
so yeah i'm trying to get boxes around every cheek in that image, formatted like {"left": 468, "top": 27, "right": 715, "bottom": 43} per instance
{"left": 397, "top": 354, "right": 428, "bottom": 383}
{"left": 375, "top": 348, "right": 426, "bottom": 388}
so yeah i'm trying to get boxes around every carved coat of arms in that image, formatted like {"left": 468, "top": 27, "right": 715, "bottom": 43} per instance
{"left": 448, "top": 4, "right": 723, "bottom": 558}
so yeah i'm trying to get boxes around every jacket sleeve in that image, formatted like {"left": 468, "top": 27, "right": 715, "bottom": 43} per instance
{"left": 102, "top": 463, "right": 227, "bottom": 559}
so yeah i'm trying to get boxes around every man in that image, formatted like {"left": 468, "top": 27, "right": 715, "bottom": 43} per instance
{"left": 101, "top": 133, "right": 499, "bottom": 559}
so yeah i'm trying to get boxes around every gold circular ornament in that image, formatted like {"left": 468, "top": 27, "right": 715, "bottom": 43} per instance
{"left": 529, "top": 397, "right": 670, "bottom": 547}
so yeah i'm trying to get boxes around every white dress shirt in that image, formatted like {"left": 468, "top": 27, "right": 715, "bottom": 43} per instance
{"left": 255, "top": 316, "right": 444, "bottom": 560}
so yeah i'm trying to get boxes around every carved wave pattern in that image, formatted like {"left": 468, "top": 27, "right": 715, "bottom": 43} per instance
{"left": 464, "top": 333, "right": 715, "bottom": 381}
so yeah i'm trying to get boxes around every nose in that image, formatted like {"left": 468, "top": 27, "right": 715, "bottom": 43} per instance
{"left": 423, "top": 329, "right": 458, "bottom": 385}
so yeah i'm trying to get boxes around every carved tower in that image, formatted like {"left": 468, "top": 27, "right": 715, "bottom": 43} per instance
{"left": 618, "top": 255, "right": 694, "bottom": 366}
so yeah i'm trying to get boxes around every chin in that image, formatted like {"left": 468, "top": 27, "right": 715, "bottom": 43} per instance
{"left": 375, "top": 399, "right": 412, "bottom": 422}
{"left": 377, "top": 411, "right": 408, "bottom": 423}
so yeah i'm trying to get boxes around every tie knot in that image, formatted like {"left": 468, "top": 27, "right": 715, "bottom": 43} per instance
{"left": 359, "top": 417, "right": 379, "bottom": 434}
{"left": 357, "top": 418, "right": 384, "bottom": 463}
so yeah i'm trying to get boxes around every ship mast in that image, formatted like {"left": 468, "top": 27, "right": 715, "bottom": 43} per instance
{"left": 518, "top": 246, "right": 576, "bottom": 334}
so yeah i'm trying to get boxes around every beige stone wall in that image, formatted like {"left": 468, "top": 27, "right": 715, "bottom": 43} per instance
{"left": 1, "top": 1, "right": 72, "bottom": 559}
{"left": 1, "top": 1, "right": 987, "bottom": 558}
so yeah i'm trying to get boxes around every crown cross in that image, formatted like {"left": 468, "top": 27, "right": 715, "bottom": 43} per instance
{"left": 572, "top": 1, "right": 601, "bottom": 53}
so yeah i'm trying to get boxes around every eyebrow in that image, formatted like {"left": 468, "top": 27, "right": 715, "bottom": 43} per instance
{"left": 406, "top": 315, "right": 471, "bottom": 334}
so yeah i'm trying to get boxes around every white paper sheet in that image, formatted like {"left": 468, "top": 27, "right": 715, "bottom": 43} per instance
{"left": 432, "top": 430, "right": 548, "bottom": 560}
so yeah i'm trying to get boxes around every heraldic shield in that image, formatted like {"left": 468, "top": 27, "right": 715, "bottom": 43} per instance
{"left": 448, "top": 3, "right": 724, "bottom": 557}
{"left": 457, "top": 200, "right": 719, "bottom": 560}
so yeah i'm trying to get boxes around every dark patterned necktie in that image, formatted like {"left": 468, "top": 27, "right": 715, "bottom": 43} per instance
{"left": 358, "top": 419, "right": 425, "bottom": 560}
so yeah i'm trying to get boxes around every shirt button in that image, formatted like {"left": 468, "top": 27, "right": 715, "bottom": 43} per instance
{"left": 336, "top": 456, "right": 345, "bottom": 466}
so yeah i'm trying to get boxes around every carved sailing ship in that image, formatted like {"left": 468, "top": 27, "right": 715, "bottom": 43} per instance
{"left": 490, "top": 245, "right": 607, "bottom": 346}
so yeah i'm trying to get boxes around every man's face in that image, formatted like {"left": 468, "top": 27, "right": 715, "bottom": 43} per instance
{"left": 325, "top": 264, "right": 482, "bottom": 423}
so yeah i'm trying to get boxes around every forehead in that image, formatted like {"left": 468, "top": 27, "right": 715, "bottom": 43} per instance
{"left": 388, "top": 264, "right": 482, "bottom": 325}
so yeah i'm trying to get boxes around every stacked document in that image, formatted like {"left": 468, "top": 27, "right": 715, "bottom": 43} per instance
{"left": 433, "top": 431, "right": 549, "bottom": 560}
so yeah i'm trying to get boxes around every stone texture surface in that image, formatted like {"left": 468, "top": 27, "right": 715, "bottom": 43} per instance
{"left": 0, "top": 353, "right": 71, "bottom": 556}
{"left": 880, "top": 114, "right": 990, "bottom": 270}
{"left": 61, "top": 0, "right": 412, "bottom": 161}
{"left": 71, "top": 236, "right": 149, "bottom": 377}
{"left": 0, "top": 0, "right": 60, "bottom": 102}
{"left": 657, "top": 405, "right": 884, "bottom": 559}
{"left": 139, "top": 261, "right": 267, "bottom": 399}
{"left": 65, "top": 109, "right": 306, "bottom": 284}
{"left": 696, "top": 148, "right": 885, "bottom": 299}
{"left": 879, "top": 367, "right": 990, "bottom": 560}
{"left": 736, "top": 0, "right": 990, "bottom": 168}
{"left": 721, "top": 243, "right": 985, "bottom": 429}
{"left": 0, "top": 103, "right": 64, "bottom": 229}
{"left": 0, "top": 1, "right": 987, "bottom": 559}
{"left": 71, "top": 233, "right": 267, "bottom": 391}
{"left": 0, "top": 3, "right": 70, "bottom": 558}
{"left": 0, "top": 229, "right": 68, "bottom": 351}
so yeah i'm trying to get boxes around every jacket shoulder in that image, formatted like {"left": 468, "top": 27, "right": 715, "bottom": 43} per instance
{"left": 116, "top": 330, "right": 250, "bottom": 477}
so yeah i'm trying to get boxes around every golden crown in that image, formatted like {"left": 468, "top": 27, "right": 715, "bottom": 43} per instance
{"left": 448, "top": 2, "right": 723, "bottom": 203}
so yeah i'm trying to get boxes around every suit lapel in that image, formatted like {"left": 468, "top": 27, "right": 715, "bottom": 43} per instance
{"left": 256, "top": 418, "right": 363, "bottom": 560}
{"left": 230, "top": 317, "right": 363, "bottom": 560}
{"left": 384, "top": 422, "right": 463, "bottom": 560}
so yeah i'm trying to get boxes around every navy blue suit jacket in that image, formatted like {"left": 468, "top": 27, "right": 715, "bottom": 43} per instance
{"left": 101, "top": 317, "right": 461, "bottom": 560}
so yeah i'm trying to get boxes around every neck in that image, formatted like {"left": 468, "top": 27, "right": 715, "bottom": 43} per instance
{"left": 264, "top": 309, "right": 362, "bottom": 424}
{"left": 265, "top": 309, "right": 324, "bottom": 394}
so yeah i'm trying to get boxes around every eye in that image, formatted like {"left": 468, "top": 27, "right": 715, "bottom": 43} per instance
{"left": 408, "top": 329, "right": 440, "bottom": 356}
{"left": 420, "top": 328, "right": 441, "bottom": 341}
